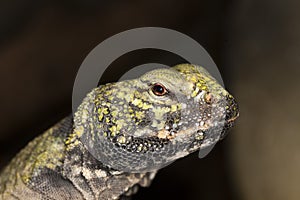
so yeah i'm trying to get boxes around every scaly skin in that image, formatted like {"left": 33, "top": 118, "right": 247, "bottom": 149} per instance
{"left": 0, "top": 64, "right": 239, "bottom": 200}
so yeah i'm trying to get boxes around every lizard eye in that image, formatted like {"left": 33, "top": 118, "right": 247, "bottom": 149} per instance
{"left": 151, "top": 83, "right": 168, "bottom": 96}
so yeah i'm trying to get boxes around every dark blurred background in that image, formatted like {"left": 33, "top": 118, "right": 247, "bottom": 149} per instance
{"left": 0, "top": 0, "right": 299, "bottom": 199}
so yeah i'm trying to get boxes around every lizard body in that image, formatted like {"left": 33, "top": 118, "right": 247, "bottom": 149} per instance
{"left": 0, "top": 64, "right": 238, "bottom": 200}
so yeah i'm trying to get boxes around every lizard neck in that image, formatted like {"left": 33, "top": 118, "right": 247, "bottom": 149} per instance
{"left": 66, "top": 87, "right": 105, "bottom": 158}
{"left": 63, "top": 105, "right": 155, "bottom": 199}
{"left": 64, "top": 87, "right": 117, "bottom": 174}
{"left": 62, "top": 89, "right": 132, "bottom": 199}
{"left": 62, "top": 88, "right": 157, "bottom": 199}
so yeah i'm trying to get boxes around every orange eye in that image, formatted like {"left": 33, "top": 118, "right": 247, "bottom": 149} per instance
{"left": 151, "top": 83, "right": 168, "bottom": 96}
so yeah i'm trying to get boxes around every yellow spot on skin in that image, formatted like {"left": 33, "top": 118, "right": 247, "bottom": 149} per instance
{"left": 117, "top": 135, "right": 126, "bottom": 144}
{"left": 142, "top": 103, "right": 152, "bottom": 110}
{"left": 104, "top": 89, "right": 113, "bottom": 96}
{"left": 116, "top": 119, "right": 126, "bottom": 130}
{"left": 116, "top": 124, "right": 122, "bottom": 131}
{"left": 109, "top": 126, "right": 117, "bottom": 133}
{"left": 137, "top": 100, "right": 145, "bottom": 108}
{"left": 196, "top": 82, "right": 203, "bottom": 89}
{"left": 76, "top": 126, "right": 84, "bottom": 136}
{"left": 171, "top": 104, "right": 177, "bottom": 112}
{"left": 98, "top": 107, "right": 110, "bottom": 120}
{"left": 111, "top": 110, "right": 118, "bottom": 117}
{"left": 200, "top": 79, "right": 205, "bottom": 84}
{"left": 152, "top": 106, "right": 170, "bottom": 122}
{"left": 177, "top": 104, "right": 182, "bottom": 109}
{"left": 116, "top": 91, "right": 125, "bottom": 99}
{"left": 65, "top": 126, "right": 84, "bottom": 145}
{"left": 201, "top": 85, "right": 207, "bottom": 90}
{"left": 98, "top": 113, "right": 103, "bottom": 121}
{"left": 191, "top": 87, "right": 200, "bottom": 97}
{"left": 103, "top": 107, "right": 109, "bottom": 115}
{"left": 189, "top": 75, "right": 198, "bottom": 83}
{"left": 108, "top": 95, "right": 114, "bottom": 101}
{"left": 132, "top": 98, "right": 142, "bottom": 106}
{"left": 135, "top": 111, "right": 145, "bottom": 119}
{"left": 22, "top": 174, "right": 30, "bottom": 184}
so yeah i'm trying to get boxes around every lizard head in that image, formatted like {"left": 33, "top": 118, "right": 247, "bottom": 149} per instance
{"left": 76, "top": 64, "right": 239, "bottom": 173}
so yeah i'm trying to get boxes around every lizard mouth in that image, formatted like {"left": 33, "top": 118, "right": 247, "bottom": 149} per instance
{"left": 226, "top": 113, "right": 239, "bottom": 123}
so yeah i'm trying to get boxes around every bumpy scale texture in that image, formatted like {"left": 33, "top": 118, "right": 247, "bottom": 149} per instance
{"left": 0, "top": 64, "right": 239, "bottom": 200}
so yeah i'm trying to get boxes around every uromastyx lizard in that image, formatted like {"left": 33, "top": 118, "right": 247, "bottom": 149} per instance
{"left": 0, "top": 64, "right": 239, "bottom": 200}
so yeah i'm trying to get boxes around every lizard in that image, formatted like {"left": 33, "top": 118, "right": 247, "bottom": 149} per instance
{"left": 0, "top": 64, "right": 239, "bottom": 200}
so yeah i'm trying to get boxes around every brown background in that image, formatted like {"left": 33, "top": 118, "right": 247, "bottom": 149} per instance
{"left": 0, "top": 0, "right": 299, "bottom": 199}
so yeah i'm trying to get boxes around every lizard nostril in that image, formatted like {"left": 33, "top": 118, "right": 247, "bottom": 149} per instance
{"left": 204, "top": 92, "right": 213, "bottom": 104}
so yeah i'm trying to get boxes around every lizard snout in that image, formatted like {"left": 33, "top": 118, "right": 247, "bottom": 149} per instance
{"left": 219, "top": 94, "right": 239, "bottom": 139}
{"left": 225, "top": 94, "right": 239, "bottom": 123}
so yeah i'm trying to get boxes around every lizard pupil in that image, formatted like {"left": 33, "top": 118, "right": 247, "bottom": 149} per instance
{"left": 151, "top": 83, "right": 167, "bottom": 96}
